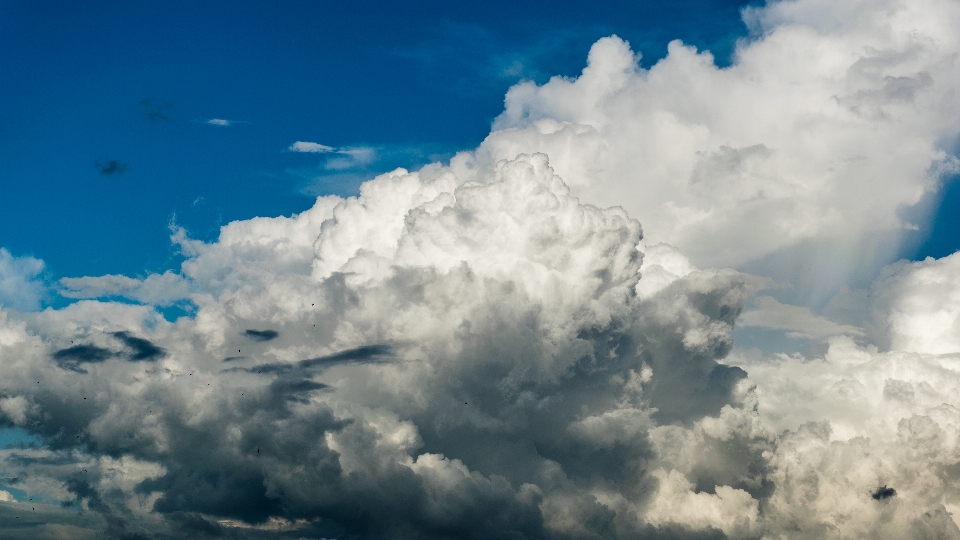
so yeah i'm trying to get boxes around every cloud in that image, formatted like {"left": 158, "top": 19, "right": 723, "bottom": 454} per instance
{"left": 111, "top": 331, "right": 167, "bottom": 362}
{"left": 864, "top": 252, "right": 960, "bottom": 355}
{"left": 59, "top": 271, "right": 191, "bottom": 307}
{"left": 51, "top": 344, "right": 114, "bottom": 372}
{"left": 288, "top": 141, "right": 335, "bottom": 153}
{"left": 739, "top": 296, "right": 866, "bottom": 340}
{"left": 445, "top": 0, "right": 960, "bottom": 300}
{"left": 0, "top": 154, "right": 767, "bottom": 538}
{"left": 323, "top": 146, "right": 377, "bottom": 170}
{"left": 49, "top": 332, "right": 165, "bottom": 372}
{"left": 242, "top": 329, "right": 279, "bottom": 342}
{"left": 94, "top": 160, "right": 129, "bottom": 175}
{"left": 4, "top": 0, "right": 960, "bottom": 537}
{"left": 0, "top": 248, "right": 46, "bottom": 312}
{"left": 201, "top": 118, "right": 247, "bottom": 127}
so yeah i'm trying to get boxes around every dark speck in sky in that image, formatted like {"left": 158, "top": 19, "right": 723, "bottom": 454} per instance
{"left": 872, "top": 486, "right": 896, "bottom": 500}
{"left": 95, "top": 159, "right": 129, "bottom": 175}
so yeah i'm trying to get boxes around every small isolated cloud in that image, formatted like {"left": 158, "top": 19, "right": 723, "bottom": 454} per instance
{"left": 200, "top": 118, "right": 248, "bottom": 127}
{"left": 286, "top": 142, "right": 377, "bottom": 169}
{"left": 288, "top": 141, "right": 335, "bottom": 153}
{"left": 291, "top": 143, "right": 456, "bottom": 196}
{"left": 95, "top": 160, "right": 129, "bottom": 175}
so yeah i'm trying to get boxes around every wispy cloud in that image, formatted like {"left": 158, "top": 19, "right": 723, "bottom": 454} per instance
{"left": 287, "top": 142, "right": 454, "bottom": 196}
{"left": 288, "top": 141, "right": 335, "bottom": 153}
{"left": 738, "top": 296, "right": 866, "bottom": 340}
{"left": 324, "top": 146, "right": 377, "bottom": 170}
{"left": 286, "top": 141, "right": 376, "bottom": 166}
{"left": 286, "top": 142, "right": 379, "bottom": 174}
{"left": 199, "top": 118, "right": 248, "bottom": 126}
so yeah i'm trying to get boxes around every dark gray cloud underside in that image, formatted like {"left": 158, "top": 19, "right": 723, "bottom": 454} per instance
{"left": 243, "top": 329, "right": 279, "bottom": 342}
{"left": 232, "top": 344, "right": 393, "bottom": 375}
{"left": 52, "top": 344, "right": 114, "bottom": 372}
{"left": 111, "top": 331, "right": 167, "bottom": 361}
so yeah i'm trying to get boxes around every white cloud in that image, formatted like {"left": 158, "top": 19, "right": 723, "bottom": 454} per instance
{"left": 59, "top": 271, "right": 191, "bottom": 307}
{"left": 868, "top": 252, "right": 960, "bottom": 355}
{"left": 4, "top": 0, "right": 960, "bottom": 537}
{"left": 0, "top": 154, "right": 765, "bottom": 538}
{"left": 202, "top": 118, "right": 247, "bottom": 126}
{"left": 445, "top": 0, "right": 960, "bottom": 298}
{"left": 0, "top": 248, "right": 46, "bottom": 312}
{"left": 288, "top": 141, "right": 335, "bottom": 153}
{"left": 323, "top": 145, "right": 378, "bottom": 170}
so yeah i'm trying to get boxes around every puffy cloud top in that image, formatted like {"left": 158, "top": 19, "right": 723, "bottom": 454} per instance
{"left": 3, "top": 155, "right": 760, "bottom": 539}
{"left": 451, "top": 0, "right": 960, "bottom": 294}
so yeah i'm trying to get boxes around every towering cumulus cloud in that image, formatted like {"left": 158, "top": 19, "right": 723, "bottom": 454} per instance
{"left": 0, "top": 155, "right": 764, "bottom": 539}
{"left": 455, "top": 0, "right": 960, "bottom": 300}
{"left": 3, "top": 0, "right": 960, "bottom": 538}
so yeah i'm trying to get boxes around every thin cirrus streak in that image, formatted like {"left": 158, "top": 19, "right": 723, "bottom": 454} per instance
{"left": 2, "top": 0, "right": 960, "bottom": 538}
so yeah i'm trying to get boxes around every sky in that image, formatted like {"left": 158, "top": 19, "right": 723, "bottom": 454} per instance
{"left": 3, "top": 0, "right": 960, "bottom": 539}
{"left": 0, "top": 0, "right": 752, "bottom": 280}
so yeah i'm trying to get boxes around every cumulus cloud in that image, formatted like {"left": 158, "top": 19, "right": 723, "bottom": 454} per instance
{"left": 0, "top": 248, "right": 46, "bottom": 312}
{"left": 0, "top": 154, "right": 771, "bottom": 538}
{"left": 864, "top": 252, "right": 960, "bottom": 355}
{"left": 5, "top": 0, "right": 960, "bottom": 538}
{"left": 446, "top": 0, "right": 960, "bottom": 300}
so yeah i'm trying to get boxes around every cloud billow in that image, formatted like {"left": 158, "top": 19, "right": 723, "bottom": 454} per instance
{"left": 3, "top": 0, "right": 960, "bottom": 538}
{"left": 0, "top": 152, "right": 766, "bottom": 538}
{"left": 458, "top": 0, "right": 960, "bottom": 303}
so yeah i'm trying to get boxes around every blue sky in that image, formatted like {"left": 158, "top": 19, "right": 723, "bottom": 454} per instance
{"left": 1, "top": 0, "right": 758, "bottom": 281}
